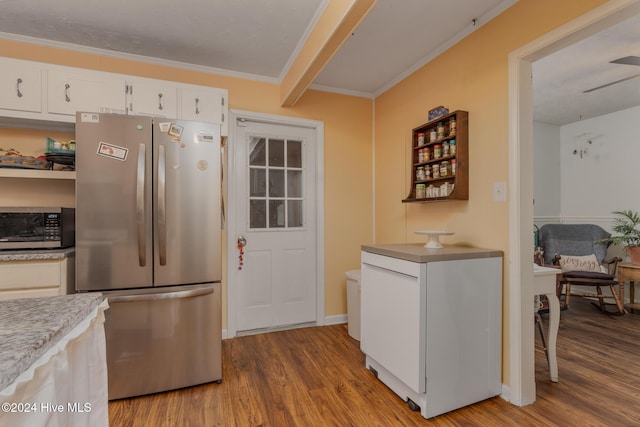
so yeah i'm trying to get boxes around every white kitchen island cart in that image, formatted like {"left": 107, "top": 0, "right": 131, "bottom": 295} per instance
{"left": 360, "top": 243, "right": 503, "bottom": 419}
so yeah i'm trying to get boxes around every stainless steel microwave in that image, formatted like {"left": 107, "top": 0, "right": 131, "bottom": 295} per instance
{"left": 0, "top": 207, "right": 75, "bottom": 250}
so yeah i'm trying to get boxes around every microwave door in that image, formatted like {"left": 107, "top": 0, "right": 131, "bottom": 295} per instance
{"left": 75, "top": 113, "right": 154, "bottom": 291}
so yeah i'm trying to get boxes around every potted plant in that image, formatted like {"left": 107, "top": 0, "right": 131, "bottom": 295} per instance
{"left": 601, "top": 210, "right": 640, "bottom": 265}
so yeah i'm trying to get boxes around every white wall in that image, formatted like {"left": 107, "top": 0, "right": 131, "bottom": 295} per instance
{"left": 560, "top": 105, "right": 640, "bottom": 220}
{"left": 534, "top": 105, "right": 640, "bottom": 226}
{"left": 533, "top": 121, "right": 561, "bottom": 219}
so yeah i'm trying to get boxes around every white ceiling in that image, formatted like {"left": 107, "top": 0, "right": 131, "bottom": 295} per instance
{"left": 0, "top": 0, "right": 637, "bottom": 125}
{"left": 533, "top": 14, "right": 640, "bottom": 125}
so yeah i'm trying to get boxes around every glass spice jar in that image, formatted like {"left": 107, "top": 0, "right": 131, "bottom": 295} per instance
{"left": 416, "top": 184, "right": 426, "bottom": 199}
{"left": 449, "top": 117, "right": 456, "bottom": 136}
{"left": 424, "top": 147, "right": 431, "bottom": 161}
{"left": 451, "top": 159, "right": 456, "bottom": 175}
{"left": 440, "top": 160, "right": 451, "bottom": 177}
{"left": 430, "top": 128, "right": 437, "bottom": 143}
{"left": 432, "top": 163, "right": 440, "bottom": 179}
{"left": 433, "top": 144, "right": 442, "bottom": 159}
{"left": 416, "top": 167, "right": 425, "bottom": 181}
{"left": 418, "top": 133, "right": 425, "bottom": 146}
{"left": 437, "top": 122, "right": 445, "bottom": 139}
{"left": 449, "top": 139, "right": 456, "bottom": 156}
{"left": 442, "top": 141, "right": 450, "bottom": 157}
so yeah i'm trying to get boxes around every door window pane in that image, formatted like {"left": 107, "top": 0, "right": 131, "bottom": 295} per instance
{"left": 269, "top": 139, "right": 285, "bottom": 167}
{"left": 250, "top": 200, "right": 266, "bottom": 228}
{"left": 288, "top": 140, "right": 302, "bottom": 168}
{"left": 287, "top": 200, "right": 303, "bottom": 227}
{"left": 250, "top": 168, "right": 266, "bottom": 197}
{"left": 269, "top": 200, "right": 285, "bottom": 228}
{"left": 269, "top": 170, "right": 285, "bottom": 197}
{"left": 249, "top": 138, "right": 266, "bottom": 166}
{"left": 287, "top": 170, "right": 302, "bottom": 198}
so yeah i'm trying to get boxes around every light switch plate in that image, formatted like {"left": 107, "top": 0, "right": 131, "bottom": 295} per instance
{"left": 493, "top": 182, "right": 507, "bottom": 202}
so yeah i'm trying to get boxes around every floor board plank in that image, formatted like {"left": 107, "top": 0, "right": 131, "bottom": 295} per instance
{"left": 109, "top": 297, "right": 640, "bottom": 426}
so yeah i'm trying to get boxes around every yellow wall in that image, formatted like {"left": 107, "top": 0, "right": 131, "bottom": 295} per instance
{"left": 373, "top": 0, "right": 609, "bottom": 385}
{"left": 0, "top": 0, "right": 615, "bottom": 389}
{"left": 0, "top": 40, "right": 374, "bottom": 321}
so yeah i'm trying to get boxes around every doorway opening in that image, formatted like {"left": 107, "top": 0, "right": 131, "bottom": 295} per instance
{"left": 508, "top": 0, "right": 640, "bottom": 406}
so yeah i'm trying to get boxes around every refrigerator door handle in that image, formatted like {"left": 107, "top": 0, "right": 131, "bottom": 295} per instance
{"left": 108, "top": 286, "right": 215, "bottom": 303}
{"left": 136, "top": 143, "right": 146, "bottom": 267}
{"left": 158, "top": 144, "right": 167, "bottom": 265}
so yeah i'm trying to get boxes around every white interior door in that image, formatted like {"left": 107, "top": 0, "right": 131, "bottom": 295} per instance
{"left": 233, "top": 118, "right": 318, "bottom": 332}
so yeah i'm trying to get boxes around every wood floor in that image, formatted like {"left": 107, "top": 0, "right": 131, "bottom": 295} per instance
{"left": 109, "top": 298, "right": 640, "bottom": 426}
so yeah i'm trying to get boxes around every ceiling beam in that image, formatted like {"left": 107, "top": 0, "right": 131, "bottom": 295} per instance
{"left": 280, "top": 0, "right": 377, "bottom": 107}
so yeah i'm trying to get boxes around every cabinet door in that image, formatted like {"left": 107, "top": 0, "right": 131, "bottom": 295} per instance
{"left": 47, "top": 69, "right": 126, "bottom": 116}
{"left": 180, "top": 86, "right": 226, "bottom": 129}
{"left": 0, "top": 61, "right": 42, "bottom": 113}
{"left": 126, "top": 78, "right": 178, "bottom": 118}
{"left": 360, "top": 251, "right": 427, "bottom": 394}
{"left": 0, "top": 259, "right": 63, "bottom": 300}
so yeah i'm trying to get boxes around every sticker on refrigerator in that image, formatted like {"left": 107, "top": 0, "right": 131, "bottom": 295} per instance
{"left": 168, "top": 123, "right": 184, "bottom": 139}
{"left": 80, "top": 113, "right": 100, "bottom": 123}
{"left": 158, "top": 122, "right": 171, "bottom": 133}
{"left": 97, "top": 142, "right": 128, "bottom": 161}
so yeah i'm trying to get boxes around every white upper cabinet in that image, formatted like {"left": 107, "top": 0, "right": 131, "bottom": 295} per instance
{"left": 126, "top": 78, "right": 178, "bottom": 118}
{"left": 0, "top": 57, "right": 228, "bottom": 134}
{"left": 0, "top": 60, "right": 42, "bottom": 113}
{"left": 47, "top": 69, "right": 126, "bottom": 116}
{"left": 180, "top": 86, "right": 227, "bottom": 133}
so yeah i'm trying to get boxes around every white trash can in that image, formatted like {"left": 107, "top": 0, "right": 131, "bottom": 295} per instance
{"left": 346, "top": 269, "right": 361, "bottom": 341}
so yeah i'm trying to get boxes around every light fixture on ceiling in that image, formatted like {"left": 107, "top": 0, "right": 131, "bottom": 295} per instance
{"left": 610, "top": 55, "right": 640, "bottom": 66}
{"left": 583, "top": 55, "right": 640, "bottom": 93}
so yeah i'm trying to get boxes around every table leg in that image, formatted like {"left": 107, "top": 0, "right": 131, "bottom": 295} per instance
{"left": 631, "top": 280, "right": 635, "bottom": 305}
{"left": 545, "top": 291, "right": 559, "bottom": 382}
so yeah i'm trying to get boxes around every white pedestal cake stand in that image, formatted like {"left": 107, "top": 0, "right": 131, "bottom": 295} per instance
{"left": 415, "top": 230, "right": 454, "bottom": 249}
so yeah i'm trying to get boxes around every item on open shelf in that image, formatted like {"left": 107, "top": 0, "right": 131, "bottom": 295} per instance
{"left": 0, "top": 147, "right": 51, "bottom": 170}
{"left": 440, "top": 182, "right": 455, "bottom": 197}
{"left": 45, "top": 153, "right": 76, "bottom": 169}
{"left": 46, "top": 137, "right": 76, "bottom": 154}
{"left": 428, "top": 106, "right": 449, "bottom": 121}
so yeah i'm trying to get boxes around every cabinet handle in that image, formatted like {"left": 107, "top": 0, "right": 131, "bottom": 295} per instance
{"left": 64, "top": 83, "right": 71, "bottom": 102}
{"left": 195, "top": 97, "right": 200, "bottom": 115}
{"left": 158, "top": 93, "right": 163, "bottom": 111}
{"left": 16, "top": 78, "right": 23, "bottom": 98}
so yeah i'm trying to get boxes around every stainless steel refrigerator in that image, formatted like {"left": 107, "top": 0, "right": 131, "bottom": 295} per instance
{"left": 75, "top": 112, "right": 222, "bottom": 400}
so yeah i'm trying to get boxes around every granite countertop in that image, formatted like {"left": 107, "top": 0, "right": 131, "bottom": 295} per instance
{"left": 362, "top": 243, "right": 503, "bottom": 263}
{"left": 0, "top": 293, "right": 103, "bottom": 391}
{"left": 0, "top": 247, "right": 75, "bottom": 262}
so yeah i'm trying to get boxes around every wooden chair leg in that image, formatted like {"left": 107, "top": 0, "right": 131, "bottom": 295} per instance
{"left": 565, "top": 283, "right": 571, "bottom": 309}
{"left": 609, "top": 284, "right": 626, "bottom": 315}
{"left": 596, "top": 286, "right": 606, "bottom": 311}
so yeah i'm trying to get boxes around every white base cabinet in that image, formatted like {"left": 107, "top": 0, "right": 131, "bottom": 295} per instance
{"left": 0, "top": 251, "right": 75, "bottom": 300}
{"left": 360, "top": 245, "right": 502, "bottom": 419}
